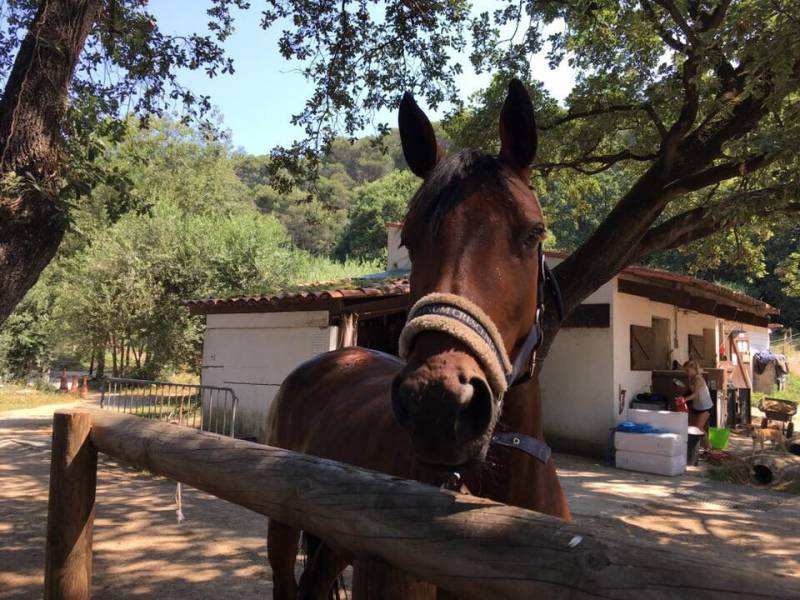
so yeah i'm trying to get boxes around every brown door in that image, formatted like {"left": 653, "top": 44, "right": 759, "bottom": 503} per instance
{"left": 702, "top": 328, "right": 717, "bottom": 368}
{"left": 630, "top": 325, "right": 654, "bottom": 371}
{"left": 688, "top": 334, "right": 705, "bottom": 364}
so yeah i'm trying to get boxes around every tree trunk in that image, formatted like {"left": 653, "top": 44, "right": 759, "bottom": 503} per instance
{"left": 95, "top": 344, "right": 105, "bottom": 380}
{"left": 132, "top": 343, "right": 142, "bottom": 369}
{"left": 0, "top": 0, "right": 103, "bottom": 326}
{"left": 110, "top": 335, "right": 118, "bottom": 378}
{"left": 123, "top": 342, "right": 130, "bottom": 377}
{"left": 540, "top": 164, "right": 673, "bottom": 359}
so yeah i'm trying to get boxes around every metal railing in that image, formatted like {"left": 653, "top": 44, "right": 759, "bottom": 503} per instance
{"left": 100, "top": 378, "right": 238, "bottom": 438}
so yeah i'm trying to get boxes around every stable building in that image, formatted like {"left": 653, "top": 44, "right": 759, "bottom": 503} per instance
{"left": 189, "top": 225, "right": 778, "bottom": 450}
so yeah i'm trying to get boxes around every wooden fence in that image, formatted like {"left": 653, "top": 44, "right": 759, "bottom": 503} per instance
{"left": 44, "top": 409, "right": 800, "bottom": 600}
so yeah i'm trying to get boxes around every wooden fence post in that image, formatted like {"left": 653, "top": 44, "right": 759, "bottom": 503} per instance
{"left": 352, "top": 559, "right": 436, "bottom": 600}
{"left": 44, "top": 410, "right": 97, "bottom": 600}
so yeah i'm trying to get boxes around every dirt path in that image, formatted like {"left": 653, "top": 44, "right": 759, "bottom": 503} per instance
{"left": 0, "top": 400, "right": 272, "bottom": 599}
{"left": 556, "top": 453, "right": 800, "bottom": 578}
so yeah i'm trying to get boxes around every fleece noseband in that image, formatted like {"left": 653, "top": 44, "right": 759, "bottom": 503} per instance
{"left": 398, "top": 245, "right": 564, "bottom": 464}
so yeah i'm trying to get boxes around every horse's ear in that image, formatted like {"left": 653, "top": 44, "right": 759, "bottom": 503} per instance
{"left": 399, "top": 92, "right": 442, "bottom": 178}
{"left": 499, "top": 79, "right": 538, "bottom": 173}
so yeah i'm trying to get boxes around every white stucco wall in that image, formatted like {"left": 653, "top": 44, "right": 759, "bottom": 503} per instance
{"left": 387, "top": 224, "right": 411, "bottom": 270}
{"left": 613, "top": 284, "right": 720, "bottom": 404}
{"left": 540, "top": 326, "right": 614, "bottom": 450}
{"left": 200, "top": 311, "right": 338, "bottom": 440}
{"left": 542, "top": 272, "right": 744, "bottom": 453}
{"left": 540, "top": 255, "right": 615, "bottom": 451}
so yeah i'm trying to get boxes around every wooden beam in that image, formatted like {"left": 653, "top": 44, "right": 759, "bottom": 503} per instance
{"left": 336, "top": 295, "right": 411, "bottom": 319}
{"left": 80, "top": 410, "right": 799, "bottom": 599}
{"left": 44, "top": 410, "right": 97, "bottom": 600}
{"left": 619, "top": 278, "right": 770, "bottom": 326}
{"left": 188, "top": 297, "right": 345, "bottom": 316}
{"left": 714, "top": 304, "right": 739, "bottom": 320}
{"left": 619, "top": 278, "right": 688, "bottom": 308}
{"left": 688, "top": 296, "right": 717, "bottom": 316}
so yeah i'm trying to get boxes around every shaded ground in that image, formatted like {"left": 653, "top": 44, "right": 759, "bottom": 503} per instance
{"left": 0, "top": 400, "right": 273, "bottom": 600}
{"left": 1, "top": 401, "right": 798, "bottom": 598}
{"left": 557, "top": 454, "right": 800, "bottom": 579}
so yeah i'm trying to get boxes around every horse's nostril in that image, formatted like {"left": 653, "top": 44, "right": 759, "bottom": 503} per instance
{"left": 456, "top": 377, "right": 493, "bottom": 442}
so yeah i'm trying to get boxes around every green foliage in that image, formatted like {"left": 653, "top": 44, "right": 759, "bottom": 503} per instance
{"left": 778, "top": 250, "right": 800, "bottom": 298}
{"left": 335, "top": 170, "right": 419, "bottom": 261}
{"left": 234, "top": 132, "right": 415, "bottom": 256}
{"left": 0, "top": 282, "right": 55, "bottom": 380}
{"left": 1, "top": 119, "right": 380, "bottom": 380}
{"left": 54, "top": 203, "right": 355, "bottom": 378}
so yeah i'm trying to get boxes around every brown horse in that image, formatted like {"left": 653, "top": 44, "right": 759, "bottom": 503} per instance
{"left": 265, "top": 79, "right": 570, "bottom": 599}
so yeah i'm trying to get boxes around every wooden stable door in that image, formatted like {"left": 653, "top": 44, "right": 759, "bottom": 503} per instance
{"left": 688, "top": 329, "right": 716, "bottom": 368}
{"left": 630, "top": 324, "right": 654, "bottom": 371}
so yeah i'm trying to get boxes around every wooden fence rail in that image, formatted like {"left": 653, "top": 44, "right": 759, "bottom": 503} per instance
{"left": 45, "top": 409, "right": 800, "bottom": 599}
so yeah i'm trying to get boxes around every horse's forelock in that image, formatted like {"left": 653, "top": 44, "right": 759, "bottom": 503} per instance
{"left": 401, "top": 149, "right": 511, "bottom": 247}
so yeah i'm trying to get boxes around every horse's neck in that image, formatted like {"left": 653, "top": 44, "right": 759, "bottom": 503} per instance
{"left": 498, "top": 378, "right": 543, "bottom": 438}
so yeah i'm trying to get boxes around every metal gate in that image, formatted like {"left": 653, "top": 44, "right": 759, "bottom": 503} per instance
{"left": 100, "top": 378, "right": 238, "bottom": 438}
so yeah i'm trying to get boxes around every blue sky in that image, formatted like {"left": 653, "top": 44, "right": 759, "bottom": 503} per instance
{"left": 150, "top": 1, "right": 575, "bottom": 155}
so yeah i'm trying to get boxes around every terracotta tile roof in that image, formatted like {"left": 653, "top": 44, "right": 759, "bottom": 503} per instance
{"left": 621, "top": 266, "right": 778, "bottom": 315}
{"left": 188, "top": 256, "right": 777, "bottom": 318}
{"left": 187, "top": 275, "right": 410, "bottom": 314}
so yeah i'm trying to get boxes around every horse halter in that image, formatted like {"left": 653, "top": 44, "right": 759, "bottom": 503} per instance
{"left": 398, "top": 243, "right": 564, "bottom": 464}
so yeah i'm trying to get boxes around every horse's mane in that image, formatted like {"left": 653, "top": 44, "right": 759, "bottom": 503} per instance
{"left": 401, "top": 149, "right": 512, "bottom": 246}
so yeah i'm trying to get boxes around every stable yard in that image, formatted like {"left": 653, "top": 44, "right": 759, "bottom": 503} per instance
{"left": 1, "top": 401, "right": 798, "bottom": 599}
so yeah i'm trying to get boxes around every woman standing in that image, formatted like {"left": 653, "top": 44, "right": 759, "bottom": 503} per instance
{"left": 683, "top": 360, "right": 713, "bottom": 445}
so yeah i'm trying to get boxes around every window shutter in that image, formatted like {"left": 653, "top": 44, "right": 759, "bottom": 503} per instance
{"left": 702, "top": 328, "right": 717, "bottom": 368}
{"left": 688, "top": 334, "right": 705, "bottom": 364}
{"left": 630, "top": 325, "right": 654, "bottom": 371}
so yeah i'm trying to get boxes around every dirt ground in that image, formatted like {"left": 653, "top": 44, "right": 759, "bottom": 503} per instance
{"left": 1, "top": 400, "right": 799, "bottom": 599}
{"left": 0, "top": 399, "right": 273, "bottom": 600}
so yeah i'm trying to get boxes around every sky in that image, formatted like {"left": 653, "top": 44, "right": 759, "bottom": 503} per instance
{"left": 149, "top": 1, "right": 576, "bottom": 155}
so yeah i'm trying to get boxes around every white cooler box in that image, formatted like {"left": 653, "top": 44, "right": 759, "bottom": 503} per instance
{"left": 616, "top": 450, "right": 686, "bottom": 477}
{"left": 627, "top": 409, "right": 688, "bottom": 442}
{"left": 614, "top": 431, "right": 684, "bottom": 457}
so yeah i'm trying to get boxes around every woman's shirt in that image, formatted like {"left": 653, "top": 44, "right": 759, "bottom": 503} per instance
{"left": 691, "top": 378, "right": 714, "bottom": 411}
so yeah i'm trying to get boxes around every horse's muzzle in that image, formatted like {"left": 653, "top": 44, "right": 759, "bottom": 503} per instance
{"left": 392, "top": 357, "right": 494, "bottom": 466}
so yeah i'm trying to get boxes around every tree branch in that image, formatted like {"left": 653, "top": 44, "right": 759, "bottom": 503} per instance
{"left": 539, "top": 104, "right": 640, "bottom": 129}
{"left": 662, "top": 51, "right": 701, "bottom": 167}
{"left": 643, "top": 103, "right": 668, "bottom": 139}
{"left": 641, "top": 0, "right": 686, "bottom": 52}
{"left": 698, "top": 0, "right": 732, "bottom": 32}
{"left": 653, "top": 0, "right": 699, "bottom": 46}
{"left": 539, "top": 102, "right": 668, "bottom": 139}
{"left": 535, "top": 149, "right": 658, "bottom": 175}
{"left": 664, "top": 154, "right": 770, "bottom": 195}
{"left": 634, "top": 185, "right": 800, "bottom": 259}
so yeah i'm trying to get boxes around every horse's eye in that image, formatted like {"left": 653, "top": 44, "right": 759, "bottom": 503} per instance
{"left": 524, "top": 225, "right": 546, "bottom": 248}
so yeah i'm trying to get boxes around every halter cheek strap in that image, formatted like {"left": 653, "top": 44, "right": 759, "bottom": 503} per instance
{"left": 491, "top": 431, "right": 552, "bottom": 464}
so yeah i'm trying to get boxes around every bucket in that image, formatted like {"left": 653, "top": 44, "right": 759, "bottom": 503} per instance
{"left": 687, "top": 426, "right": 705, "bottom": 466}
{"left": 708, "top": 427, "right": 730, "bottom": 450}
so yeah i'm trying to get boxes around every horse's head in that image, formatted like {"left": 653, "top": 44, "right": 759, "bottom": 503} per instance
{"left": 392, "top": 79, "right": 550, "bottom": 470}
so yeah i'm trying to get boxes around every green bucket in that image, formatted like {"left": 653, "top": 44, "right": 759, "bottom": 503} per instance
{"left": 708, "top": 427, "right": 730, "bottom": 450}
